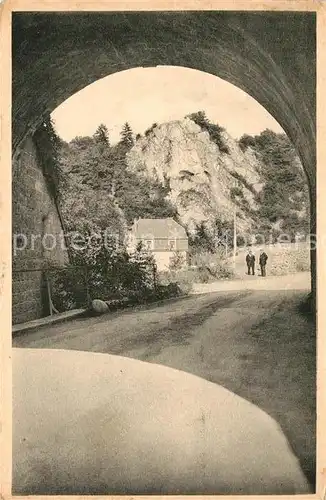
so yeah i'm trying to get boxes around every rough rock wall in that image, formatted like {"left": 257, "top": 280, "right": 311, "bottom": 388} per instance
{"left": 127, "top": 118, "right": 261, "bottom": 234}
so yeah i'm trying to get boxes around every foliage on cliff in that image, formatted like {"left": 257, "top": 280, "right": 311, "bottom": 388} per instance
{"left": 187, "top": 111, "right": 230, "bottom": 154}
{"left": 239, "top": 129, "right": 310, "bottom": 240}
{"left": 53, "top": 116, "right": 309, "bottom": 255}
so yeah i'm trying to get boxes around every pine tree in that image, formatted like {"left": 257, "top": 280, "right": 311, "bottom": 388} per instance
{"left": 120, "top": 122, "right": 134, "bottom": 149}
{"left": 93, "top": 124, "right": 110, "bottom": 146}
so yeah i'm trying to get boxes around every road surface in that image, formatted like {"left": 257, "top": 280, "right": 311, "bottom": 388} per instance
{"left": 13, "top": 273, "right": 315, "bottom": 486}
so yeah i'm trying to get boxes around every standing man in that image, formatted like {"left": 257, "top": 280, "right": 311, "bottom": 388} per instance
{"left": 259, "top": 248, "right": 268, "bottom": 276}
{"left": 246, "top": 249, "right": 255, "bottom": 275}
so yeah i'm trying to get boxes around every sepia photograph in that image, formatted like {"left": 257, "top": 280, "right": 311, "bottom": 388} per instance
{"left": 4, "top": 4, "right": 321, "bottom": 497}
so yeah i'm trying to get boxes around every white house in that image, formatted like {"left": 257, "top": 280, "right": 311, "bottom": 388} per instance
{"left": 128, "top": 218, "right": 189, "bottom": 272}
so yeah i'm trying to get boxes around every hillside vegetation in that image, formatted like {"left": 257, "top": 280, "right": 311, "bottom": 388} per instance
{"left": 37, "top": 112, "right": 310, "bottom": 308}
{"left": 52, "top": 111, "right": 309, "bottom": 254}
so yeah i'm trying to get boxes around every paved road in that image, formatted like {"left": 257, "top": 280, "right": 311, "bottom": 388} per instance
{"left": 14, "top": 274, "right": 311, "bottom": 370}
{"left": 13, "top": 273, "right": 315, "bottom": 485}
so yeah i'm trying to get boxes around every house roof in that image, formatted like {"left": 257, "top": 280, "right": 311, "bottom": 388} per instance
{"left": 132, "top": 218, "right": 187, "bottom": 240}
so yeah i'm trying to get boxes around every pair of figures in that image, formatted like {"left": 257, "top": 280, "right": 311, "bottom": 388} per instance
{"left": 246, "top": 249, "right": 268, "bottom": 276}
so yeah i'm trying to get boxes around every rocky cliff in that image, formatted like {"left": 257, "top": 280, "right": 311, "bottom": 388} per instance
{"left": 56, "top": 115, "right": 309, "bottom": 248}
{"left": 127, "top": 117, "right": 262, "bottom": 235}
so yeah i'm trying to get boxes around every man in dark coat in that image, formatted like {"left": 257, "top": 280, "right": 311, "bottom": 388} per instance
{"left": 259, "top": 249, "right": 268, "bottom": 277}
{"left": 246, "top": 250, "right": 255, "bottom": 275}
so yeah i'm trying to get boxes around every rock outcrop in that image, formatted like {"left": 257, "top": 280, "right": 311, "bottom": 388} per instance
{"left": 127, "top": 118, "right": 262, "bottom": 234}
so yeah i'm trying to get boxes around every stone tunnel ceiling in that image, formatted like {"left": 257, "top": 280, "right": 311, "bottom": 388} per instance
{"left": 12, "top": 11, "right": 316, "bottom": 192}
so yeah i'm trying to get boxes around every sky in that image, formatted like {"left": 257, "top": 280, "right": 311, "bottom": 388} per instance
{"left": 51, "top": 66, "right": 284, "bottom": 144}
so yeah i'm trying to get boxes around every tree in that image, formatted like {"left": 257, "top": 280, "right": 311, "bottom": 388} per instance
{"left": 186, "top": 111, "right": 230, "bottom": 154}
{"left": 238, "top": 134, "right": 256, "bottom": 152}
{"left": 70, "top": 136, "right": 94, "bottom": 150}
{"left": 120, "top": 122, "right": 134, "bottom": 149}
{"left": 187, "top": 110, "right": 208, "bottom": 127}
{"left": 189, "top": 222, "right": 216, "bottom": 254}
{"left": 144, "top": 123, "right": 158, "bottom": 137}
{"left": 239, "top": 129, "right": 309, "bottom": 237}
{"left": 57, "top": 121, "right": 176, "bottom": 234}
{"left": 93, "top": 124, "right": 110, "bottom": 147}
{"left": 169, "top": 251, "right": 185, "bottom": 272}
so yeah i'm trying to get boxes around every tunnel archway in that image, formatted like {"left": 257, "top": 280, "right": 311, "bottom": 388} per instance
{"left": 12, "top": 12, "right": 315, "bottom": 178}
{"left": 12, "top": 11, "right": 316, "bottom": 317}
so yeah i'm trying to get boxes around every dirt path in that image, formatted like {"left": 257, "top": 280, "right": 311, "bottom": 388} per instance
{"left": 13, "top": 272, "right": 315, "bottom": 485}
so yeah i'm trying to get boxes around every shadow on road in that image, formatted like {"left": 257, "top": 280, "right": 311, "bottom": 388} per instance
{"left": 13, "top": 286, "right": 316, "bottom": 488}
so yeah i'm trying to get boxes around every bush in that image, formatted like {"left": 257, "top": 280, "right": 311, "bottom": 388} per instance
{"left": 238, "top": 134, "right": 256, "bottom": 152}
{"left": 45, "top": 264, "right": 89, "bottom": 312}
{"left": 158, "top": 269, "right": 194, "bottom": 294}
{"left": 230, "top": 186, "right": 244, "bottom": 200}
{"left": 156, "top": 282, "right": 183, "bottom": 298}
{"left": 173, "top": 271, "right": 196, "bottom": 294}
{"left": 144, "top": 123, "right": 158, "bottom": 137}
{"left": 230, "top": 171, "right": 256, "bottom": 195}
{"left": 268, "top": 244, "right": 310, "bottom": 276}
{"left": 187, "top": 111, "right": 230, "bottom": 154}
{"left": 209, "top": 260, "right": 235, "bottom": 280}
{"left": 48, "top": 239, "right": 190, "bottom": 313}
{"left": 159, "top": 252, "right": 234, "bottom": 292}
{"left": 190, "top": 251, "right": 234, "bottom": 281}
{"left": 169, "top": 251, "right": 186, "bottom": 271}
{"left": 298, "top": 292, "right": 314, "bottom": 319}
{"left": 47, "top": 237, "right": 158, "bottom": 312}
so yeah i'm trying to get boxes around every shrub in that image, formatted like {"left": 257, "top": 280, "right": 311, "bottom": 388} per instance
{"left": 48, "top": 238, "right": 158, "bottom": 312}
{"left": 268, "top": 244, "right": 310, "bottom": 276}
{"left": 238, "top": 134, "right": 256, "bottom": 152}
{"left": 298, "top": 292, "right": 314, "bottom": 319}
{"left": 187, "top": 111, "right": 230, "bottom": 154}
{"left": 157, "top": 282, "right": 183, "bottom": 298}
{"left": 48, "top": 239, "right": 189, "bottom": 313}
{"left": 169, "top": 251, "right": 186, "bottom": 271}
{"left": 158, "top": 254, "right": 234, "bottom": 295}
{"left": 33, "top": 116, "right": 63, "bottom": 202}
{"left": 230, "top": 186, "right": 244, "bottom": 200}
{"left": 230, "top": 170, "right": 256, "bottom": 195}
{"left": 47, "top": 265, "right": 89, "bottom": 312}
{"left": 190, "top": 251, "right": 234, "bottom": 279}
{"left": 174, "top": 251, "right": 235, "bottom": 286}
{"left": 209, "top": 260, "right": 235, "bottom": 280}
{"left": 158, "top": 269, "right": 194, "bottom": 294}
{"left": 173, "top": 270, "right": 196, "bottom": 293}
{"left": 144, "top": 123, "right": 158, "bottom": 137}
